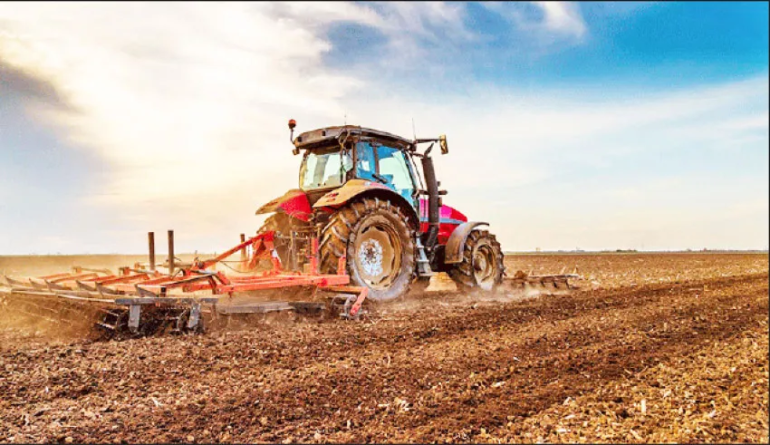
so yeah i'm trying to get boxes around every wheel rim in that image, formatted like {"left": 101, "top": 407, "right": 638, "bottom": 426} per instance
{"left": 353, "top": 218, "right": 402, "bottom": 290}
{"left": 473, "top": 244, "right": 498, "bottom": 291}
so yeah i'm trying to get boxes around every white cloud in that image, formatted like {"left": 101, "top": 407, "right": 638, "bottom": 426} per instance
{"left": 482, "top": 1, "right": 588, "bottom": 48}
{"left": 533, "top": 2, "right": 587, "bottom": 38}
{"left": 0, "top": 3, "right": 360, "bottom": 199}
{"left": 0, "top": 2, "right": 767, "bottom": 253}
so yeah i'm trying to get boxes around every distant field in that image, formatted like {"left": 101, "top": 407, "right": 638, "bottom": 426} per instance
{"left": 2, "top": 250, "right": 766, "bottom": 279}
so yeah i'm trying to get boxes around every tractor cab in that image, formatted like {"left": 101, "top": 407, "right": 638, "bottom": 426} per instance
{"left": 297, "top": 135, "right": 420, "bottom": 208}
{"left": 291, "top": 124, "right": 429, "bottom": 210}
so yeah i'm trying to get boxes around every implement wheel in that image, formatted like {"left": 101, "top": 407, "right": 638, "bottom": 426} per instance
{"left": 449, "top": 229, "right": 504, "bottom": 291}
{"left": 319, "top": 197, "right": 415, "bottom": 301}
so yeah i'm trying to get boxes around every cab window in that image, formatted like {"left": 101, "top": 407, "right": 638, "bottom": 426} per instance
{"left": 355, "top": 142, "right": 377, "bottom": 182}
{"left": 377, "top": 145, "right": 415, "bottom": 203}
{"left": 355, "top": 141, "right": 416, "bottom": 203}
{"left": 300, "top": 150, "right": 353, "bottom": 190}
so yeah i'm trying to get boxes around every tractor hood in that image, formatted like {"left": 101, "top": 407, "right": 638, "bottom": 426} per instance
{"left": 255, "top": 189, "right": 312, "bottom": 222}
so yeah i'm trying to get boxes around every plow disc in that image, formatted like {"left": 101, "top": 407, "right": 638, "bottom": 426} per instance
{"left": 0, "top": 231, "right": 369, "bottom": 339}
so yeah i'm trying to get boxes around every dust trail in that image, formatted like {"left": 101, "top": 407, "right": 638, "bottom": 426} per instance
{"left": 370, "top": 277, "right": 568, "bottom": 320}
{"left": 0, "top": 290, "right": 99, "bottom": 347}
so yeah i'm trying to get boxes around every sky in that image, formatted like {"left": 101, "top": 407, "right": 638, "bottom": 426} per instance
{"left": 0, "top": 1, "right": 767, "bottom": 254}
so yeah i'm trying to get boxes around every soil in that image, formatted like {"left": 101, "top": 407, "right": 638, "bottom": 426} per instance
{"left": 0, "top": 253, "right": 767, "bottom": 443}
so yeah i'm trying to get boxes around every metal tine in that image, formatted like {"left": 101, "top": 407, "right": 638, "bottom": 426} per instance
{"left": 77, "top": 280, "right": 97, "bottom": 292}
{"left": 135, "top": 285, "right": 160, "bottom": 298}
{"left": 96, "top": 282, "right": 123, "bottom": 297}
{"left": 29, "top": 279, "right": 48, "bottom": 290}
{"left": 46, "top": 279, "right": 71, "bottom": 291}
{"left": 5, "top": 276, "right": 30, "bottom": 288}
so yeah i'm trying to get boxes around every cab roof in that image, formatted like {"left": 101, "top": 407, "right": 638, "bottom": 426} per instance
{"left": 293, "top": 125, "right": 414, "bottom": 151}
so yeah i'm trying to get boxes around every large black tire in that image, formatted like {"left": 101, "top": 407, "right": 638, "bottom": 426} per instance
{"left": 449, "top": 229, "right": 504, "bottom": 291}
{"left": 319, "top": 197, "right": 415, "bottom": 301}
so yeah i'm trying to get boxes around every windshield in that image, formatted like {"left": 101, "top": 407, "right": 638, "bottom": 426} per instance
{"left": 299, "top": 149, "right": 353, "bottom": 190}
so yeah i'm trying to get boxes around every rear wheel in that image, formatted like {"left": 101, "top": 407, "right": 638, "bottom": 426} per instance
{"left": 319, "top": 197, "right": 415, "bottom": 301}
{"left": 449, "top": 229, "right": 504, "bottom": 291}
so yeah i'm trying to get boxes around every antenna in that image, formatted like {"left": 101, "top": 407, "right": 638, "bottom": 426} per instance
{"left": 344, "top": 112, "right": 347, "bottom": 125}
{"left": 411, "top": 117, "right": 416, "bottom": 140}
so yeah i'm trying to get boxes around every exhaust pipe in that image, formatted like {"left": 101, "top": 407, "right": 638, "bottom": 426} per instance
{"left": 421, "top": 153, "right": 439, "bottom": 251}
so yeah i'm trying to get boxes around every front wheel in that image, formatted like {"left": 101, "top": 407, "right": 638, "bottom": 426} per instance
{"left": 449, "top": 229, "right": 504, "bottom": 291}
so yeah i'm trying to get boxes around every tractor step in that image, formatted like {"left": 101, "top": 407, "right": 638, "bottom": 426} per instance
{"left": 415, "top": 238, "right": 436, "bottom": 277}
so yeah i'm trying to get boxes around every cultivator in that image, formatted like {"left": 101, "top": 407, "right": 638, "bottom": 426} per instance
{"left": 0, "top": 230, "right": 368, "bottom": 338}
{"left": 1, "top": 232, "right": 580, "bottom": 339}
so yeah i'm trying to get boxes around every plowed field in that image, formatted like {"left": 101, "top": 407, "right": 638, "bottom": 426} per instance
{"left": 1, "top": 253, "right": 768, "bottom": 443}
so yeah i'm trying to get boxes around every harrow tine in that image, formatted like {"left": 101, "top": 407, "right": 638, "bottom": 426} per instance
{"left": 46, "top": 279, "right": 71, "bottom": 292}
{"left": 5, "top": 276, "right": 28, "bottom": 288}
{"left": 29, "top": 279, "right": 48, "bottom": 290}
{"left": 96, "top": 282, "right": 123, "bottom": 297}
{"left": 76, "top": 280, "right": 97, "bottom": 292}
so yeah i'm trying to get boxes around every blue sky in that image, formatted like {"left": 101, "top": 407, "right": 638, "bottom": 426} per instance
{"left": 0, "top": 2, "right": 767, "bottom": 254}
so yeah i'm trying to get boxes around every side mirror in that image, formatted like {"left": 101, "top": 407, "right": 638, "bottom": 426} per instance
{"left": 439, "top": 134, "right": 448, "bottom": 154}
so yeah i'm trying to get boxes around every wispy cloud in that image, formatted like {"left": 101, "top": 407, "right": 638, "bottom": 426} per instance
{"left": 482, "top": 1, "right": 588, "bottom": 49}
{"left": 0, "top": 2, "right": 766, "bottom": 253}
{"left": 0, "top": 3, "right": 358, "bottom": 197}
{"left": 533, "top": 1, "right": 587, "bottom": 38}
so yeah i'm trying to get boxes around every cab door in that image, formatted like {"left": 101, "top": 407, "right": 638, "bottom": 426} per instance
{"left": 355, "top": 141, "right": 417, "bottom": 208}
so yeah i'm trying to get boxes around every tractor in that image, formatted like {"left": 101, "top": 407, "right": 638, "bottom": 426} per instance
{"left": 255, "top": 120, "right": 505, "bottom": 301}
{"left": 2, "top": 120, "right": 579, "bottom": 337}
{"left": 1, "top": 120, "right": 579, "bottom": 336}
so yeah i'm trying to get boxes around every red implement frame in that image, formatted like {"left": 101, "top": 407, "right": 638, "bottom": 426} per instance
{"left": 3, "top": 231, "right": 369, "bottom": 319}
{"left": 128, "top": 231, "right": 368, "bottom": 317}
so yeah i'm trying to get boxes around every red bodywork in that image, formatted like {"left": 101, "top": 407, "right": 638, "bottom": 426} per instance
{"left": 418, "top": 198, "right": 467, "bottom": 245}
{"left": 255, "top": 189, "right": 312, "bottom": 222}
{"left": 258, "top": 190, "right": 467, "bottom": 246}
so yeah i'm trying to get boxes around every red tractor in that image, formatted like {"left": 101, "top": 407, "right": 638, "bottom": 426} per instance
{"left": 1, "top": 120, "right": 577, "bottom": 337}
{"left": 256, "top": 120, "right": 505, "bottom": 301}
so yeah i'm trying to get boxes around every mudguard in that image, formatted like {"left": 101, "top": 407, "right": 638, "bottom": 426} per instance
{"left": 443, "top": 221, "right": 489, "bottom": 264}
{"left": 255, "top": 189, "right": 312, "bottom": 222}
{"left": 313, "top": 179, "right": 419, "bottom": 228}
